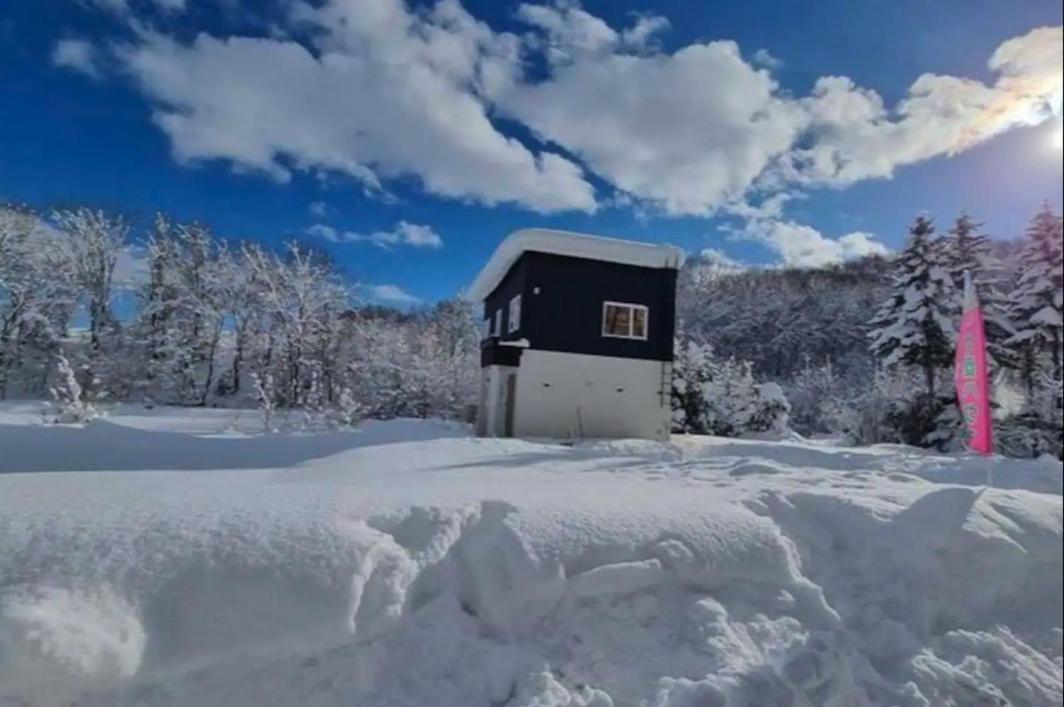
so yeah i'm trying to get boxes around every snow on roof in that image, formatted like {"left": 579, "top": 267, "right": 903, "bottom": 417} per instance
{"left": 467, "top": 228, "right": 686, "bottom": 301}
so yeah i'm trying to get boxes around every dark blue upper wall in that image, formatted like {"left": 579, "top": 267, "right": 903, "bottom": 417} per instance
{"left": 482, "top": 250, "right": 677, "bottom": 362}
{"left": 481, "top": 253, "right": 527, "bottom": 337}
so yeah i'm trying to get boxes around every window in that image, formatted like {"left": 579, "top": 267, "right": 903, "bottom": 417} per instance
{"left": 602, "top": 301, "right": 648, "bottom": 340}
{"left": 481, "top": 318, "right": 491, "bottom": 340}
{"left": 508, "top": 295, "right": 522, "bottom": 333}
{"left": 492, "top": 309, "right": 502, "bottom": 337}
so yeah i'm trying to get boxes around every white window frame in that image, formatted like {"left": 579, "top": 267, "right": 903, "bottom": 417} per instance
{"left": 492, "top": 309, "right": 502, "bottom": 337}
{"left": 508, "top": 294, "right": 522, "bottom": 334}
{"left": 601, "top": 301, "right": 649, "bottom": 340}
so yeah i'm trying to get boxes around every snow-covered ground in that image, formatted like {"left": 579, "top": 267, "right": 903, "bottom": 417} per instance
{"left": 0, "top": 402, "right": 1061, "bottom": 706}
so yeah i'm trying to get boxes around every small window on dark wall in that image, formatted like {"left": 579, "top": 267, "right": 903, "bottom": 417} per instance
{"left": 492, "top": 309, "right": 502, "bottom": 337}
{"left": 508, "top": 295, "right": 521, "bottom": 333}
{"left": 602, "top": 301, "right": 648, "bottom": 340}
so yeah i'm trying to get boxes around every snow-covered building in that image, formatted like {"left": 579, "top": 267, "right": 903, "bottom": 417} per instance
{"left": 469, "top": 229, "right": 684, "bottom": 440}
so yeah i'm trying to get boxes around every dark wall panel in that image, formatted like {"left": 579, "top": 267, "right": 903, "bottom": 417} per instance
{"left": 482, "top": 250, "right": 677, "bottom": 362}
{"left": 482, "top": 256, "right": 527, "bottom": 340}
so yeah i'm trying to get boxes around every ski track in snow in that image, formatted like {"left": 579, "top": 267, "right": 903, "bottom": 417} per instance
{"left": 0, "top": 402, "right": 1061, "bottom": 706}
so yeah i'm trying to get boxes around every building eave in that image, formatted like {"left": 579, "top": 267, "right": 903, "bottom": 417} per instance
{"left": 466, "top": 228, "right": 686, "bottom": 302}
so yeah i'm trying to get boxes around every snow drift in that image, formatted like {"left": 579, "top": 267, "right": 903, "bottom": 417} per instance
{"left": 0, "top": 404, "right": 1061, "bottom": 706}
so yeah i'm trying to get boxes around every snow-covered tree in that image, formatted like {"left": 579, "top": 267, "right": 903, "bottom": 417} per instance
{"left": 215, "top": 243, "right": 259, "bottom": 397}
{"left": 48, "top": 354, "right": 98, "bottom": 423}
{"left": 677, "top": 254, "right": 890, "bottom": 381}
{"left": 133, "top": 217, "right": 231, "bottom": 405}
{"left": 822, "top": 367, "right": 921, "bottom": 445}
{"left": 177, "top": 223, "right": 229, "bottom": 405}
{"left": 941, "top": 214, "right": 1015, "bottom": 370}
{"left": 417, "top": 299, "right": 480, "bottom": 418}
{"left": 785, "top": 358, "right": 842, "bottom": 435}
{"left": 671, "top": 334, "right": 790, "bottom": 436}
{"left": 245, "top": 242, "right": 350, "bottom": 408}
{"left": 251, "top": 371, "right": 277, "bottom": 433}
{"left": 136, "top": 214, "right": 181, "bottom": 399}
{"left": 52, "top": 208, "right": 128, "bottom": 352}
{"left": 671, "top": 334, "right": 715, "bottom": 433}
{"left": 1, "top": 207, "right": 75, "bottom": 398}
{"left": 868, "top": 215, "right": 955, "bottom": 398}
{"left": 999, "top": 368, "right": 1063, "bottom": 460}
{"left": 1006, "top": 203, "right": 1064, "bottom": 394}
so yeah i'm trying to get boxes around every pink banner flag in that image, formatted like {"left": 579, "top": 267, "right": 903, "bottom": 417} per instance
{"left": 954, "top": 271, "right": 993, "bottom": 455}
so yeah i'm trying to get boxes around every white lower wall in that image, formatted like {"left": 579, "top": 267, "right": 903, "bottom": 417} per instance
{"left": 511, "top": 350, "right": 671, "bottom": 441}
{"left": 478, "top": 365, "right": 518, "bottom": 437}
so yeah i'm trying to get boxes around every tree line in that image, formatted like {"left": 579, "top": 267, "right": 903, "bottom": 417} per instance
{"left": 0, "top": 206, "right": 479, "bottom": 428}
{"left": 2, "top": 201, "right": 1061, "bottom": 456}
{"left": 674, "top": 204, "right": 1063, "bottom": 458}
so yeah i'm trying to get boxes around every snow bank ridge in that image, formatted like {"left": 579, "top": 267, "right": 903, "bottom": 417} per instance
{"left": 0, "top": 418, "right": 1060, "bottom": 706}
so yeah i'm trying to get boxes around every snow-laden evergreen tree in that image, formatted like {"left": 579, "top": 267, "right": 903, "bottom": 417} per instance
{"left": 998, "top": 368, "right": 1063, "bottom": 460}
{"left": 671, "top": 334, "right": 790, "bottom": 436}
{"left": 1006, "top": 203, "right": 1064, "bottom": 394}
{"left": 670, "top": 334, "right": 715, "bottom": 433}
{"left": 941, "top": 214, "right": 1015, "bottom": 370}
{"left": 868, "top": 215, "right": 955, "bottom": 399}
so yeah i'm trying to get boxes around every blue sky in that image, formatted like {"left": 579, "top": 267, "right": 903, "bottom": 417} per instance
{"left": 1, "top": 0, "right": 1062, "bottom": 305}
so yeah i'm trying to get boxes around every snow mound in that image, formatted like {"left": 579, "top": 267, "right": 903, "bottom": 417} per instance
{"left": 0, "top": 586, "right": 145, "bottom": 703}
{"left": 0, "top": 406, "right": 1060, "bottom": 705}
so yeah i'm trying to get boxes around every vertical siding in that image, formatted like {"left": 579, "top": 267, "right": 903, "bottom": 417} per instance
{"left": 482, "top": 256, "right": 528, "bottom": 341}
{"left": 482, "top": 250, "right": 677, "bottom": 362}
{"left": 523, "top": 252, "right": 676, "bottom": 361}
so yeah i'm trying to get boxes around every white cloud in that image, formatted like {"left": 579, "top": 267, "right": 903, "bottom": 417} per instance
{"left": 787, "top": 26, "right": 1063, "bottom": 186}
{"left": 369, "top": 283, "right": 420, "bottom": 304}
{"left": 751, "top": 48, "right": 781, "bottom": 69}
{"left": 515, "top": 1, "right": 668, "bottom": 63}
{"left": 695, "top": 247, "right": 746, "bottom": 273}
{"left": 500, "top": 38, "right": 805, "bottom": 216}
{"left": 308, "top": 220, "right": 443, "bottom": 249}
{"left": 80, "top": 0, "right": 1059, "bottom": 220}
{"left": 308, "top": 201, "right": 329, "bottom": 217}
{"left": 501, "top": 11, "right": 1062, "bottom": 215}
{"left": 516, "top": 1, "right": 618, "bottom": 61}
{"left": 116, "top": 0, "right": 596, "bottom": 213}
{"left": 389, "top": 222, "right": 444, "bottom": 248}
{"left": 52, "top": 38, "right": 102, "bottom": 79}
{"left": 306, "top": 224, "right": 339, "bottom": 241}
{"left": 740, "top": 219, "right": 889, "bottom": 268}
